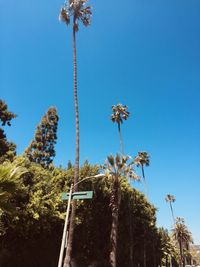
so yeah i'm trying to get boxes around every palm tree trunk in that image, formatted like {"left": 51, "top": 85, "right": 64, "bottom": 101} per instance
{"left": 143, "top": 240, "right": 146, "bottom": 267}
{"left": 109, "top": 176, "right": 121, "bottom": 267}
{"left": 117, "top": 122, "right": 124, "bottom": 155}
{"left": 179, "top": 240, "right": 183, "bottom": 267}
{"left": 169, "top": 202, "right": 175, "bottom": 226}
{"left": 141, "top": 165, "right": 148, "bottom": 196}
{"left": 129, "top": 209, "right": 134, "bottom": 267}
{"left": 63, "top": 20, "right": 79, "bottom": 267}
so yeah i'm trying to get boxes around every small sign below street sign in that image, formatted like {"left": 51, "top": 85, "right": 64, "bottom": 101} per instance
{"left": 61, "top": 191, "right": 93, "bottom": 200}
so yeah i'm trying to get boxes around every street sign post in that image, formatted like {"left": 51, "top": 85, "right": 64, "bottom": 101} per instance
{"left": 58, "top": 188, "right": 93, "bottom": 267}
{"left": 57, "top": 173, "right": 104, "bottom": 267}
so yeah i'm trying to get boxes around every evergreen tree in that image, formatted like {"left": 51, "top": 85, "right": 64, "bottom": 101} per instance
{"left": 24, "top": 107, "right": 59, "bottom": 168}
{"left": 0, "top": 99, "right": 17, "bottom": 163}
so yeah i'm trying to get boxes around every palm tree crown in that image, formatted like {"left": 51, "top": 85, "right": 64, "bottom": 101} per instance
{"left": 59, "top": 0, "right": 92, "bottom": 30}
{"left": 111, "top": 104, "right": 130, "bottom": 126}
{"left": 133, "top": 151, "right": 150, "bottom": 196}
{"left": 103, "top": 154, "right": 139, "bottom": 182}
{"left": 134, "top": 152, "right": 149, "bottom": 169}
{"left": 165, "top": 194, "right": 175, "bottom": 203}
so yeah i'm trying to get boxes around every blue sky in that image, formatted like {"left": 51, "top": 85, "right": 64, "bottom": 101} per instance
{"left": 1, "top": 0, "right": 200, "bottom": 243}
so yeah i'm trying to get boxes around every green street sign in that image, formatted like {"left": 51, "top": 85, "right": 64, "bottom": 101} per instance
{"left": 61, "top": 191, "right": 93, "bottom": 200}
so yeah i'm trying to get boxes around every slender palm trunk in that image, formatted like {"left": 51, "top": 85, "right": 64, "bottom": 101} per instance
{"left": 64, "top": 21, "right": 79, "bottom": 267}
{"left": 109, "top": 176, "right": 121, "bottom": 267}
{"left": 169, "top": 202, "right": 175, "bottom": 226}
{"left": 141, "top": 165, "right": 148, "bottom": 196}
{"left": 117, "top": 123, "right": 124, "bottom": 155}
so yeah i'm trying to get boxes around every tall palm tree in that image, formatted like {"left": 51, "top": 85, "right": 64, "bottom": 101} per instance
{"left": 133, "top": 152, "right": 149, "bottom": 267}
{"left": 59, "top": 1, "right": 92, "bottom": 266}
{"left": 103, "top": 154, "right": 139, "bottom": 267}
{"left": 134, "top": 151, "right": 150, "bottom": 195}
{"left": 111, "top": 104, "right": 135, "bottom": 266}
{"left": 165, "top": 194, "right": 176, "bottom": 225}
{"left": 173, "top": 217, "right": 193, "bottom": 267}
{"left": 111, "top": 104, "right": 130, "bottom": 155}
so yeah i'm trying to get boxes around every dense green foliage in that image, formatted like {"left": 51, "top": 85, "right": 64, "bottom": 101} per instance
{"left": 0, "top": 100, "right": 16, "bottom": 163}
{"left": 24, "top": 107, "right": 59, "bottom": 168}
{"left": 0, "top": 157, "right": 174, "bottom": 267}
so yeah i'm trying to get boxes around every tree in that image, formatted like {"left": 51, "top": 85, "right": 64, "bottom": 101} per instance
{"left": 0, "top": 162, "right": 27, "bottom": 213}
{"left": 0, "top": 99, "right": 16, "bottom": 163}
{"left": 172, "top": 217, "right": 193, "bottom": 267}
{"left": 102, "top": 154, "right": 139, "bottom": 267}
{"left": 24, "top": 107, "right": 59, "bottom": 168}
{"left": 111, "top": 104, "right": 135, "bottom": 266}
{"left": 165, "top": 194, "right": 176, "bottom": 225}
{"left": 134, "top": 151, "right": 150, "bottom": 194}
{"left": 111, "top": 104, "right": 130, "bottom": 155}
{"left": 157, "top": 228, "right": 178, "bottom": 267}
{"left": 59, "top": 0, "right": 92, "bottom": 265}
{"left": 0, "top": 160, "right": 28, "bottom": 237}
{"left": 0, "top": 158, "right": 164, "bottom": 267}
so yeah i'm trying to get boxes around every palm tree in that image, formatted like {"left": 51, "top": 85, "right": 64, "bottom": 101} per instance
{"left": 0, "top": 163, "right": 27, "bottom": 234}
{"left": 134, "top": 151, "right": 150, "bottom": 195}
{"left": 173, "top": 217, "right": 193, "bottom": 267}
{"left": 0, "top": 163, "right": 27, "bottom": 212}
{"left": 111, "top": 104, "right": 135, "bottom": 266}
{"left": 59, "top": 1, "right": 92, "bottom": 265}
{"left": 111, "top": 104, "right": 130, "bottom": 155}
{"left": 165, "top": 194, "right": 176, "bottom": 225}
{"left": 102, "top": 154, "right": 139, "bottom": 267}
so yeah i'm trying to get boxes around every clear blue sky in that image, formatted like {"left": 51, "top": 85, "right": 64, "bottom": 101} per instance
{"left": 1, "top": 0, "right": 200, "bottom": 243}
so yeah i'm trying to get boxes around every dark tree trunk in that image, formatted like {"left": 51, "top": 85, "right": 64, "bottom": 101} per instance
{"left": 179, "top": 240, "right": 184, "bottom": 267}
{"left": 143, "top": 240, "right": 146, "bottom": 267}
{"left": 129, "top": 210, "right": 134, "bottom": 267}
{"left": 63, "top": 20, "right": 79, "bottom": 267}
{"left": 109, "top": 176, "right": 121, "bottom": 267}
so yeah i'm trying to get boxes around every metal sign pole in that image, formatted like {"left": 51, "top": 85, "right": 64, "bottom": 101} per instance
{"left": 58, "top": 184, "right": 73, "bottom": 267}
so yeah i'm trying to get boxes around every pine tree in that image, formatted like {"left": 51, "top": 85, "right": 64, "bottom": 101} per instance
{"left": 0, "top": 99, "right": 17, "bottom": 163}
{"left": 24, "top": 107, "right": 59, "bottom": 168}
